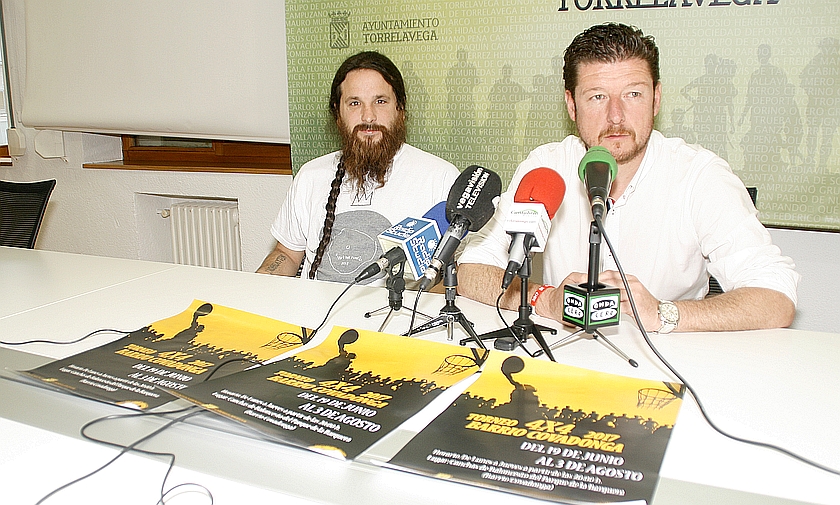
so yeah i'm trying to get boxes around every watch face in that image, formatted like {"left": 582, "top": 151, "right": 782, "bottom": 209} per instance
{"left": 660, "top": 303, "right": 679, "bottom": 323}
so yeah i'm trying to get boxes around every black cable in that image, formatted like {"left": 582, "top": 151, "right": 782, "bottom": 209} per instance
{"left": 30, "top": 352, "right": 264, "bottom": 503}
{"left": 493, "top": 291, "right": 539, "bottom": 358}
{"left": 83, "top": 408, "right": 210, "bottom": 505}
{"left": 309, "top": 280, "right": 357, "bottom": 339}
{"left": 36, "top": 406, "right": 212, "bottom": 505}
{"left": 45, "top": 355, "right": 270, "bottom": 504}
{"left": 493, "top": 291, "right": 509, "bottom": 335}
{"left": 17, "top": 282, "right": 351, "bottom": 502}
{"left": 0, "top": 328, "right": 131, "bottom": 346}
{"left": 203, "top": 357, "right": 263, "bottom": 381}
{"left": 406, "top": 287, "right": 424, "bottom": 336}
{"left": 595, "top": 216, "right": 840, "bottom": 477}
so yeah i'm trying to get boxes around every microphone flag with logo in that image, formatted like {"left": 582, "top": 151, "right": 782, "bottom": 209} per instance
{"left": 377, "top": 202, "right": 447, "bottom": 280}
{"left": 502, "top": 168, "right": 566, "bottom": 290}
{"left": 355, "top": 202, "right": 447, "bottom": 283}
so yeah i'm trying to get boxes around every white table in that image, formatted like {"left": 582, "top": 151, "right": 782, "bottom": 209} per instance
{"left": 1, "top": 247, "right": 838, "bottom": 504}
{"left": 0, "top": 246, "right": 178, "bottom": 321}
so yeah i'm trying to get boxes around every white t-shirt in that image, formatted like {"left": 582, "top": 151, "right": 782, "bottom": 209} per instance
{"left": 460, "top": 131, "right": 799, "bottom": 304}
{"left": 271, "top": 143, "right": 460, "bottom": 284}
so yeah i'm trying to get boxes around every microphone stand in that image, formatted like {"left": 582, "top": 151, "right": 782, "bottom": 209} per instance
{"left": 403, "top": 260, "right": 486, "bottom": 349}
{"left": 550, "top": 220, "right": 638, "bottom": 367}
{"left": 364, "top": 260, "right": 431, "bottom": 333}
{"left": 467, "top": 249, "right": 557, "bottom": 361}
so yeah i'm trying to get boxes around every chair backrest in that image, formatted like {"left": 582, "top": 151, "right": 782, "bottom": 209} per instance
{"left": 0, "top": 179, "right": 57, "bottom": 248}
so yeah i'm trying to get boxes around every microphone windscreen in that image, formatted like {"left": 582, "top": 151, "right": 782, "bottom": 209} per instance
{"left": 422, "top": 201, "right": 449, "bottom": 236}
{"left": 578, "top": 146, "right": 618, "bottom": 182}
{"left": 513, "top": 168, "right": 566, "bottom": 220}
{"left": 445, "top": 165, "right": 502, "bottom": 232}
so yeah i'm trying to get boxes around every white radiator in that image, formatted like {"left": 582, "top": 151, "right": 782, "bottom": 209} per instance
{"left": 169, "top": 202, "right": 242, "bottom": 270}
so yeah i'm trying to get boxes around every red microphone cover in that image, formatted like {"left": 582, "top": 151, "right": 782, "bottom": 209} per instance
{"left": 513, "top": 167, "right": 566, "bottom": 219}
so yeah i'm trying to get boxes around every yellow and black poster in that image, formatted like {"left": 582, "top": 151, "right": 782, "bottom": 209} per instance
{"left": 173, "top": 326, "right": 486, "bottom": 460}
{"left": 23, "top": 300, "right": 311, "bottom": 410}
{"left": 386, "top": 351, "right": 683, "bottom": 503}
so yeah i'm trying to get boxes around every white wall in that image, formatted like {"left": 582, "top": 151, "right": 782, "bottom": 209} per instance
{"left": 0, "top": 131, "right": 289, "bottom": 272}
{"left": 768, "top": 228, "right": 839, "bottom": 334}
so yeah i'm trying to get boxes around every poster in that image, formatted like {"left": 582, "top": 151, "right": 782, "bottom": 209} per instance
{"left": 385, "top": 351, "right": 683, "bottom": 503}
{"left": 23, "top": 300, "right": 311, "bottom": 410}
{"left": 173, "top": 326, "right": 488, "bottom": 460}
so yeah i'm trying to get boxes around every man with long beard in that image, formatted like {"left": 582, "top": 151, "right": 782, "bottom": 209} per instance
{"left": 258, "top": 51, "right": 459, "bottom": 284}
{"left": 457, "top": 23, "right": 799, "bottom": 333}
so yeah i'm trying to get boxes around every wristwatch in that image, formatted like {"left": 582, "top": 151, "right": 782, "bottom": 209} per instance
{"left": 657, "top": 300, "right": 680, "bottom": 334}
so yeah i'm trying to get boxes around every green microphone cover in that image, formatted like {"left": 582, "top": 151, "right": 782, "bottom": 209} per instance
{"left": 578, "top": 146, "right": 618, "bottom": 181}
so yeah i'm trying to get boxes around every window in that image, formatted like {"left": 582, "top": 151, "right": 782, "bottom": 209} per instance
{"left": 0, "top": 11, "right": 11, "bottom": 165}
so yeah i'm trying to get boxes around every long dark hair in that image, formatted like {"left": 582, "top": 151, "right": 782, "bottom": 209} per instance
{"left": 309, "top": 161, "right": 346, "bottom": 279}
{"left": 328, "top": 51, "right": 406, "bottom": 120}
{"left": 309, "top": 52, "right": 406, "bottom": 279}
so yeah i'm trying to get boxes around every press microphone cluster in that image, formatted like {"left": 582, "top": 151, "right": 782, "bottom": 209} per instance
{"left": 354, "top": 202, "right": 449, "bottom": 284}
{"left": 579, "top": 146, "right": 618, "bottom": 221}
{"left": 418, "top": 165, "right": 502, "bottom": 292}
{"left": 501, "top": 168, "right": 566, "bottom": 290}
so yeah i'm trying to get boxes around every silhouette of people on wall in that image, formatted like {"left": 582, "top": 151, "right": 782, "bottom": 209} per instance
{"left": 482, "top": 64, "right": 525, "bottom": 155}
{"left": 740, "top": 44, "right": 803, "bottom": 172}
{"left": 523, "top": 55, "right": 575, "bottom": 156}
{"left": 681, "top": 54, "right": 737, "bottom": 161}
{"left": 800, "top": 37, "right": 840, "bottom": 170}
{"left": 663, "top": 106, "right": 696, "bottom": 145}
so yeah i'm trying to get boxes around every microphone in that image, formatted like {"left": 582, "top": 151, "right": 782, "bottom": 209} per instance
{"left": 501, "top": 168, "right": 566, "bottom": 290}
{"left": 354, "top": 247, "right": 406, "bottom": 283}
{"left": 578, "top": 146, "right": 617, "bottom": 221}
{"left": 419, "top": 165, "right": 502, "bottom": 291}
{"left": 561, "top": 147, "right": 624, "bottom": 339}
{"left": 354, "top": 203, "right": 447, "bottom": 283}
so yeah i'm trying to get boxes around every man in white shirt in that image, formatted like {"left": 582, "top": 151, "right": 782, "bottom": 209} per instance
{"left": 458, "top": 23, "right": 799, "bottom": 333}
{"left": 258, "top": 51, "right": 459, "bottom": 283}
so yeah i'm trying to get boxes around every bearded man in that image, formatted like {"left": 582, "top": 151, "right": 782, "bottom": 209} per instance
{"left": 258, "top": 51, "right": 459, "bottom": 283}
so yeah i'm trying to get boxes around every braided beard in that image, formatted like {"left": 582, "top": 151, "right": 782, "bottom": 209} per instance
{"left": 338, "top": 115, "right": 406, "bottom": 194}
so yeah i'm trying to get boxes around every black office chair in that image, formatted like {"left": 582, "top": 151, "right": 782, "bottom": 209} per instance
{"left": 707, "top": 186, "right": 758, "bottom": 296}
{"left": 0, "top": 179, "right": 57, "bottom": 248}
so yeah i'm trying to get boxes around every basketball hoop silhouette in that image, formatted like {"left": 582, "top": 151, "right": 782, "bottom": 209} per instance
{"left": 260, "top": 331, "right": 308, "bottom": 351}
{"left": 433, "top": 354, "right": 479, "bottom": 376}
{"left": 433, "top": 348, "right": 490, "bottom": 376}
{"left": 637, "top": 383, "right": 685, "bottom": 410}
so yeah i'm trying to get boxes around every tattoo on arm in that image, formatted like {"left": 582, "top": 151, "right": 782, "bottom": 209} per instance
{"left": 265, "top": 254, "right": 287, "bottom": 273}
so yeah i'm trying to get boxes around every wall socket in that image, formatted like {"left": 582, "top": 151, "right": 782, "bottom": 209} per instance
{"left": 7, "top": 127, "right": 26, "bottom": 156}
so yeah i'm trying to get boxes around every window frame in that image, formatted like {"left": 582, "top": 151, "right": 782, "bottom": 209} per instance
{"left": 83, "top": 135, "right": 292, "bottom": 175}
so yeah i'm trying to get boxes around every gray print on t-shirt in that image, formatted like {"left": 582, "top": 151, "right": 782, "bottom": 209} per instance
{"left": 318, "top": 210, "right": 391, "bottom": 284}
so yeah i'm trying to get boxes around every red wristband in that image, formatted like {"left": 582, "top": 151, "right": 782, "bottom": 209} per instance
{"left": 530, "top": 284, "right": 554, "bottom": 307}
